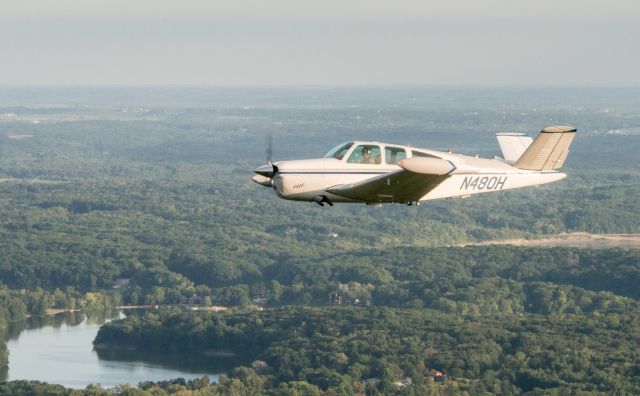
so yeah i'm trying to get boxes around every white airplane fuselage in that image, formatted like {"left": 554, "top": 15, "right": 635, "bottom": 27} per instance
{"left": 253, "top": 140, "right": 567, "bottom": 205}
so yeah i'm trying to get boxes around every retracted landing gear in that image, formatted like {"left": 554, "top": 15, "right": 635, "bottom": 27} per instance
{"left": 312, "top": 195, "right": 334, "bottom": 207}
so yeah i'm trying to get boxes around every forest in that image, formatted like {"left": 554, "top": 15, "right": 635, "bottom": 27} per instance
{"left": 0, "top": 87, "right": 639, "bottom": 394}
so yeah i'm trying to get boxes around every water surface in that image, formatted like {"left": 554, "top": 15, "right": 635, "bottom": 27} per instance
{"left": 1, "top": 312, "right": 227, "bottom": 389}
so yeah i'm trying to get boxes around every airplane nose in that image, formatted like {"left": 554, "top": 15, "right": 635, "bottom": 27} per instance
{"left": 253, "top": 163, "right": 280, "bottom": 189}
{"left": 254, "top": 164, "right": 275, "bottom": 177}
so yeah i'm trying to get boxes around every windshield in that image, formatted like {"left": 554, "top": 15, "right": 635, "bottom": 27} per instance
{"left": 324, "top": 142, "right": 353, "bottom": 160}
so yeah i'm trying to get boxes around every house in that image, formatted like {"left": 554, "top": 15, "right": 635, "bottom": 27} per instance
{"left": 360, "top": 378, "right": 380, "bottom": 387}
{"left": 206, "top": 306, "right": 227, "bottom": 312}
{"left": 181, "top": 295, "right": 203, "bottom": 307}
{"left": 112, "top": 278, "right": 130, "bottom": 290}
{"left": 427, "top": 369, "right": 445, "bottom": 382}
{"left": 328, "top": 291, "right": 343, "bottom": 305}
{"left": 393, "top": 378, "right": 413, "bottom": 388}
{"left": 252, "top": 297, "right": 268, "bottom": 305}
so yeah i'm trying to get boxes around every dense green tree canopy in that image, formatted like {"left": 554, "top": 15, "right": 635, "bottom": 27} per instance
{"left": 1, "top": 87, "right": 639, "bottom": 394}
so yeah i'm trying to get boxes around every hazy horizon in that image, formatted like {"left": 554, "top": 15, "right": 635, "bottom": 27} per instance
{"left": 2, "top": 1, "right": 639, "bottom": 86}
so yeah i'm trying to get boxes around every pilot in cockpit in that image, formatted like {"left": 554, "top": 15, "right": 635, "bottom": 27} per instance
{"left": 362, "top": 147, "right": 372, "bottom": 164}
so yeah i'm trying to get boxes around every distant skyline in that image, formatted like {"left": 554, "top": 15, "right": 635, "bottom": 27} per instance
{"left": 1, "top": 0, "right": 639, "bottom": 86}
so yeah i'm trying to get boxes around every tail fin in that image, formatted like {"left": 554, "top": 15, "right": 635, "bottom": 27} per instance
{"left": 496, "top": 133, "right": 533, "bottom": 163}
{"left": 514, "top": 125, "right": 576, "bottom": 171}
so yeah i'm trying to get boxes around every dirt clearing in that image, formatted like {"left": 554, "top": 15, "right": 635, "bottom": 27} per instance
{"left": 460, "top": 232, "right": 640, "bottom": 249}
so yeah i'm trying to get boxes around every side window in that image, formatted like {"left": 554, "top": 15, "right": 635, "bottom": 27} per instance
{"left": 412, "top": 150, "right": 440, "bottom": 159}
{"left": 347, "top": 145, "right": 382, "bottom": 164}
{"left": 385, "top": 146, "right": 407, "bottom": 165}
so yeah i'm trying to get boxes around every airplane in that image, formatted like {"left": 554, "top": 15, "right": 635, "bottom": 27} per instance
{"left": 252, "top": 125, "right": 576, "bottom": 206}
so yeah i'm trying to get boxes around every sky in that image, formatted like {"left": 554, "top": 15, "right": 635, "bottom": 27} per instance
{"left": 1, "top": 0, "right": 639, "bottom": 86}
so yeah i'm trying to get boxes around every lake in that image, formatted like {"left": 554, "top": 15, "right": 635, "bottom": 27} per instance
{"left": 0, "top": 311, "right": 237, "bottom": 389}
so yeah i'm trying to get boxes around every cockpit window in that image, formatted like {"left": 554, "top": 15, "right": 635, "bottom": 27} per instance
{"left": 385, "top": 146, "right": 407, "bottom": 165}
{"left": 347, "top": 145, "right": 382, "bottom": 164}
{"left": 324, "top": 142, "right": 353, "bottom": 160}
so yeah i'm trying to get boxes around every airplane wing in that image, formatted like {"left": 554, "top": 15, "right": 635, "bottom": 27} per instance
{"left": 326, "top": 168, "right": 450, "bottom": 203}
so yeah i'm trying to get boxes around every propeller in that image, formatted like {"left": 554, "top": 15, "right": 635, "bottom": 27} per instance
{"left": 253, "top": 134, "right": 278, "bottom": 186}
{"left": 266, "top": 134, "right": 273, "bottom": 164}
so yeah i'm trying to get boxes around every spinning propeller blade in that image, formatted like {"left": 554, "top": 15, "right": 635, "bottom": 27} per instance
{"left": 266, "top": 134, "right": 273, "bottom": 165}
